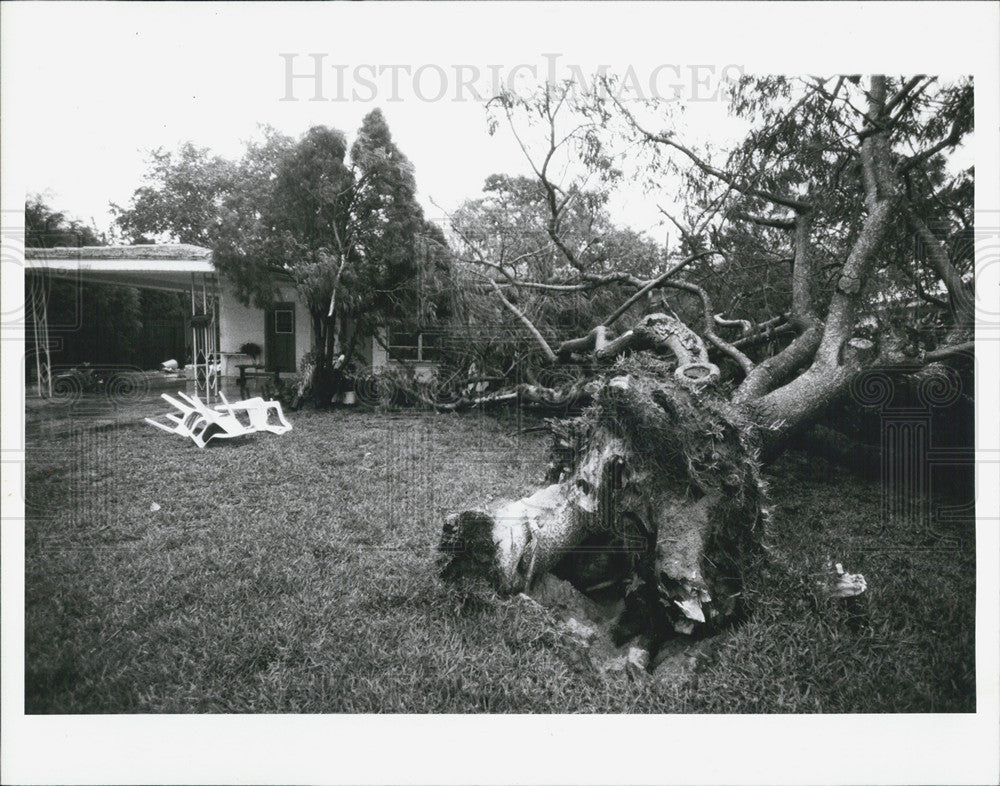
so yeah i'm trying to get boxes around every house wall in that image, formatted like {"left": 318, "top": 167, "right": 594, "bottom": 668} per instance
{"left": 215, "top": 279, "right": 440, "bottom": 382}
{"left": 217, "top": 278, "right": 312, "bottom": 377}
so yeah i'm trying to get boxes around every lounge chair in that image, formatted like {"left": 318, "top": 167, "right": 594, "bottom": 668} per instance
{"left": 145, "top": 391, "right": 258, "bottom": 448}
{"left": 214, "top": 392, "right": 292, "bottom": 435}
{"left": 144, "top": 393, "right": 206, "bottom": 437}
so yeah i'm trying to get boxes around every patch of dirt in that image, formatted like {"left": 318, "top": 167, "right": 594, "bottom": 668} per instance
{"left": 526, "top": 572, "right": 712, "bottom": 683}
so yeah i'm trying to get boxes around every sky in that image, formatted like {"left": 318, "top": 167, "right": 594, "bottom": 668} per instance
{"left": 3, "top": 3, "right": 982, "bottom": 249}
{"left": 2, "top": 2, "right": 752, "bottom": 245}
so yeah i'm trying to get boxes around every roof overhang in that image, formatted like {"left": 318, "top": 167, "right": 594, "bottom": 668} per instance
{"left": 24, "top": 245, "right": 216, "bottom": 293}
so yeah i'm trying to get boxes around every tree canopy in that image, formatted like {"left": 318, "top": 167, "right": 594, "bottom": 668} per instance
{"left": 446, "top": 76, "right": 973, "bottom": 401}
{"left": 113, "top": 111, "right": 452, "bottom": 374}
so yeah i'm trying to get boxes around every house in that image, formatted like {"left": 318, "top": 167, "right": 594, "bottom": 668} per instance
{"left": 23, "top": 243, "right": 420, "bottom": 400}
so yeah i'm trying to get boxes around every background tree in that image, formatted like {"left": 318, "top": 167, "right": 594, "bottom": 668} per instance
{"left": 111, "top": 143, "right": 237, "bottom": 247}
{"left": 258, "top": 113, "right": 436, "bottom": 401}
{"left": 446, "top": 173, "right": 668, "bottom": 388}
{"left": 114, "top": 113, "right": 452, "bottom": 403}
{"left": 26, "top": 195, "right": 104, "bottom": 248}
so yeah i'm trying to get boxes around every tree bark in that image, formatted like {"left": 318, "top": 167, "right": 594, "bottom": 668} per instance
{"left": 439, "top": 356, "right": 766, "bottom": 638}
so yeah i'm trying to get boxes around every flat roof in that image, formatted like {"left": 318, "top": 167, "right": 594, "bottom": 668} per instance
{"left": 24, "top": 244, "right": 216, "bottom": 292}
{"left": 25, "top": 244, "right": 212, "bottom": 261}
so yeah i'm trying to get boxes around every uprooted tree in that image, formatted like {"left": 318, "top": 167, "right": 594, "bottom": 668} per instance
{"left": 437, "top": 75, "right": 974, "bottom": 645}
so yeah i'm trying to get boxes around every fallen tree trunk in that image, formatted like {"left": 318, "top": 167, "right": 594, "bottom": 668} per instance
{"left": 434, "top": 76, "right": 968, "bottom": 659}
{"left": 439, "top": 354, "right": 766, "bottom": 639}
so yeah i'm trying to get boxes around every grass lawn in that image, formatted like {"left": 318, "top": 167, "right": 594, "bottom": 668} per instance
{"left": 24, "top": 395, "right": 975, "bottom": 713}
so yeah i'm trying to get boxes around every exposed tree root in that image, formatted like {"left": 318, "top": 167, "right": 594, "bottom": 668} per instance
{"left": 438, "top": 355, "right": 766, "bottom": 641}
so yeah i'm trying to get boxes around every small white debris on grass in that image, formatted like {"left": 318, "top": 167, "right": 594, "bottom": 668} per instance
{"left": 828, "top": 571, "right": 867, "bottom": 598}
{"left": 820, "top": 559, "right": 868, "bottom": 599}
{"left": 627, "top": 646, "right": 650, "bottom": 675}
{"left": 561, "top": 617, "right": 597, "bottom": 645}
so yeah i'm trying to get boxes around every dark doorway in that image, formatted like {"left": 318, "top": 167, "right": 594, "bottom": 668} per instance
{"left": 265, "top": 302, "right": 296, "bottom": 373}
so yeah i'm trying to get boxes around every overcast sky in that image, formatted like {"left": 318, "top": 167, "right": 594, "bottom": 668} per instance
{"left": 2, "top": 3, "right": 763, "bottom": 245}
{"left": 4, "top": 3, "right": 991, "bottom": 251}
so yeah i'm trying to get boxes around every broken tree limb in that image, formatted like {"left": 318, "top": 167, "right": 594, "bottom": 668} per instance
{"left": 415, "top": 312, "right": 723, "bottom": 416}
{"left": 714, "top": 314, "right": 753, "bottom": 334}
{"left": 659, "top": 280, "right": 755, "bottom": 377}
{"left": 730, "top": 316, "right": 795, "bottom": 351}
{"left": 595, "top": 313, "right": 721, "bottom": 385}
{"left": 487, "top": 278, "right": 558, "bottom": 363}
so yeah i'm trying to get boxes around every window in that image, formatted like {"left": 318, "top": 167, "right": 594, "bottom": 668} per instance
{"left": 419, "top": 332, "right": 441, "bottom": 362}
{"left": 274, "top": 309, "right": 294, "bottom": 335}
{"left": 388, "top": 330, "right": 441, "bottom": 362}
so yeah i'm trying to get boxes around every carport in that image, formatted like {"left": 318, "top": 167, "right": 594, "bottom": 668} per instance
{"left": 24, "top": 244, "right": 221, "bottom": 402}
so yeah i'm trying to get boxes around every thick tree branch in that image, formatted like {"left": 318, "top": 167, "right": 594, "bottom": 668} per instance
{"left": 924, "top": 341, "right": 974, "bottom": 362}
{"left": 791, "top": 211, "right": 818, "bottom": 325}
{"left": 730, "top": 321, "right": 796, "bottom": 351}
{"left": 732, "top": 324, "right": 823, "bottom": 403}
{"left": 728, "top": 313, "right": 792, "bottom": 348}
{"left": 857, "top": 75, "right": 926, "bottom": 140}
{"left": 906, "top": 208, "right": 975, "bottom": 333}
{"left": 714, "top": 313, "right": 752, "bottom": 334}
{"left": 752, "top": 333, "right": 970, "bottom": 461}
{"left": 815, "top": 76, "right": 898, "bottom": 367}
{"left": 741, "top": 77, "right": 906, "bottom": 447}
{"left": 742, "top": 213, "right": 796, "bottom": 231}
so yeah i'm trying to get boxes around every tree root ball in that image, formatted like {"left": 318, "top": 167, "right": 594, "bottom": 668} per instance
{"left": 438, "top": 355, "right": 768, "bottom": 639}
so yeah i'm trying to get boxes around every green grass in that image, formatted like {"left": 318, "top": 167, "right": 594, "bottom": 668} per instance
{"left": 24, "top": 396, "right": 975, "bottom": 712}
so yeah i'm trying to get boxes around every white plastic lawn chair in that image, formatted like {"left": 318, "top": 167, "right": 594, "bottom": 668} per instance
{"left": 175, "top": 391, "right": 260, "bottom": 448}
{"left": 144, "top": 392, "right": 206, "bottom": 437}
{"left": 146, "top": 391, "right": 257, "bottom": 448}
{"left": 214, "top": 392, "right": 292, "bottom": 435}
